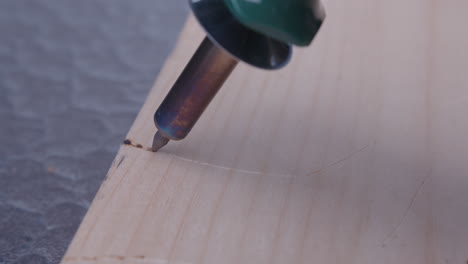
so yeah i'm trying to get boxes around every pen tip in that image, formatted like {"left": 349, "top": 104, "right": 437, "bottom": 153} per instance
{"left": 151, "top": 131, "right": 170, "bottom": 152}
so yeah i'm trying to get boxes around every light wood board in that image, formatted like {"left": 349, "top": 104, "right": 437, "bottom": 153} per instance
{"left": 62, "top": 0, "right": 468, "bottom": 262}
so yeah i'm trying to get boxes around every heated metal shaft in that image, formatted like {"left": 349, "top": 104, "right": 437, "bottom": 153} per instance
{"left": 151, "top": 37, "right": 238, "bottom": 151}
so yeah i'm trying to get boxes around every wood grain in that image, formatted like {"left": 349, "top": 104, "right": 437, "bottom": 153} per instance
{"left": 62, "top": 0, "right": 468, "bottom": 262}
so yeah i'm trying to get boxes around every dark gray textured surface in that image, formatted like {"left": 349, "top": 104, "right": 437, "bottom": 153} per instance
{"left": 0, "top": 1, "right": 187, "bottom": 263}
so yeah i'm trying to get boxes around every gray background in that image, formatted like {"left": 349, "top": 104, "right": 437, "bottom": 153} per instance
{"left": 0, "top": 1, "right": 187, "bottom": 263}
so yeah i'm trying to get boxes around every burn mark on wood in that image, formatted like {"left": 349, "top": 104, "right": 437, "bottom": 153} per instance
{"left": 122, "top": 139, "right": 153, "bottom": 152}
{"left": 116, "top": 156, "right": 125, "bottom": 168}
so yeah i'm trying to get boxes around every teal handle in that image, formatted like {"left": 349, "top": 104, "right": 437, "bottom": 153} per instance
{"left": 224, "top": 0, "right": 325, "bottom": 46}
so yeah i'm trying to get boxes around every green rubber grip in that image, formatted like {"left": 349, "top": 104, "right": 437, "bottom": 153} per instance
{"left": 224, "top": 0, "right": 325, "bottom": 46}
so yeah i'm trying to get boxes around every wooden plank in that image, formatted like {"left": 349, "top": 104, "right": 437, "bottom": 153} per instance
{"left": 62, "top": 0, "right": 468, "bottom": 262}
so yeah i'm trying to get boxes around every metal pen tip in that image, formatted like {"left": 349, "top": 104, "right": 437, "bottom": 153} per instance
{"left": 151, "top": 131, "right": 170, "bottom": 152}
